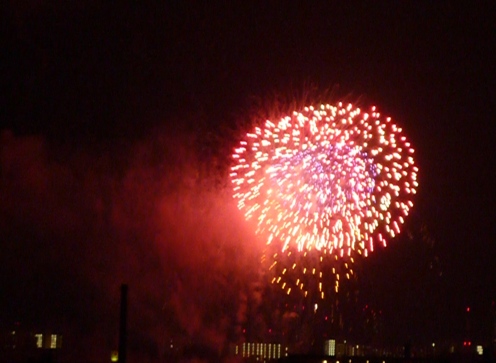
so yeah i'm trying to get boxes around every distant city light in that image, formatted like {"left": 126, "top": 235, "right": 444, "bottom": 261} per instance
{"left": 324, "top": 339, "right": 336, "bottom": 356}
{"left": 35, "top": 334, "right": 43, "bottom": 349}
{"left": 50, "top": 335, "right": 57, "bottom": 349}
{"left": 237, "top": 342, "right": 284, "bottom": 359}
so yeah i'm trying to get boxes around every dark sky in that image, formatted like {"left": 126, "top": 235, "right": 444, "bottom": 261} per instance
{"left": 1, "top": 1, "right": 495, "bottom": 360}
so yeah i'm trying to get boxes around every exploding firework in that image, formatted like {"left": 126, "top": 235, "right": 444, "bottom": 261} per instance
{"left": 231, "top": 102, "right": 418, "bottom": 299}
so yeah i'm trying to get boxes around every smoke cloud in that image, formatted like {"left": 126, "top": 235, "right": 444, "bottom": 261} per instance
{"left": 0, "top": 127, "right": 261, "bottom": 362}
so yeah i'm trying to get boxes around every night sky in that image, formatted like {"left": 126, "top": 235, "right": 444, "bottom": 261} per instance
{"left": 1, "top": 1, "right": 495, "bottom": 361}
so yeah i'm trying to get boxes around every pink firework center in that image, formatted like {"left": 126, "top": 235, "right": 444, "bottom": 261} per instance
{"left": 231, "top": 103, "right": 418, "bottom": 297}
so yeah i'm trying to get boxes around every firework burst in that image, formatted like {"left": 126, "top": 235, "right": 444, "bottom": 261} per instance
{"left": 231, "top": 102, "right": 418, "bottom": 299}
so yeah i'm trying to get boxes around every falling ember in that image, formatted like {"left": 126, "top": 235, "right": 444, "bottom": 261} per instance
{"left": 231, "top": 103, "right": 418, "bottom": 298}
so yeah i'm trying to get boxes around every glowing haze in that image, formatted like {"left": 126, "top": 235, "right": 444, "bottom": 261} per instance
{"left": 231, "top": 102, "right": 418, "bottom": 298}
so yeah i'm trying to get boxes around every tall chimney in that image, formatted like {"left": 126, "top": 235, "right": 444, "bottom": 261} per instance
{"left": 118, "top": 284, "right": 128, "bottom": 363}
